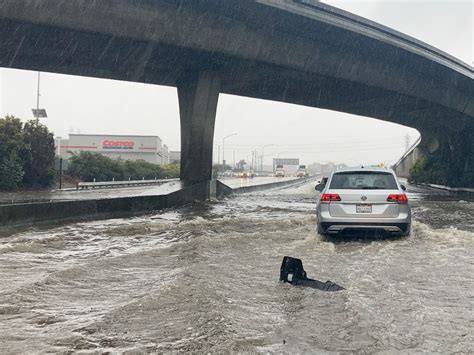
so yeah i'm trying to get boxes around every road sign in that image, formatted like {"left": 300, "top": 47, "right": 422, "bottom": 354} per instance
{"left": 273, "top": 158, "right": 299, "bottom": 165}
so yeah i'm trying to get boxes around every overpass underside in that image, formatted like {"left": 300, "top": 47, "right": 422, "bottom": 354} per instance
{"left": 0, "top": 0, "right": 472, "bottom": 185}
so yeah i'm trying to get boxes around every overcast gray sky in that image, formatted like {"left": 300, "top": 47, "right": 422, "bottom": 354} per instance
{"left": 0, "top": 0, "right": 472, "bottom": 167}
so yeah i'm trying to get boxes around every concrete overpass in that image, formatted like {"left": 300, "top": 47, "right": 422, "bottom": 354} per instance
{"left": 1, "top": 0, "right": 473, "bottom": 184}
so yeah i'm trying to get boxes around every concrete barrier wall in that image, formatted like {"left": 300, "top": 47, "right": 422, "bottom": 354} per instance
{"left": 0, "top": 182, "right": 209, "bottom": 229}
{"left": 0, "top": 177, "right": 314, "bottom": 230}
{"left": 217, "top": 176, "right": 316, "bottom": 196}
{"left": 394, "top": 147, "right": 421, "bottom": 179}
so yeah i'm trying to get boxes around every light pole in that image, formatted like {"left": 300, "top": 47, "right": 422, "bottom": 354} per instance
{"left": 32, "top": 72, "right": 47, "bottom": 124}
{"left": 55, "top": 136, "right": 62, "bottom": 157}
{"left": 222, "top": 133, "right": 237, "bottom": 166}
{"left": 261, "top": 144, "right": 275, "bottom": 172}
{"left": 36, "top": 72, "right": 40, "bottom": 113}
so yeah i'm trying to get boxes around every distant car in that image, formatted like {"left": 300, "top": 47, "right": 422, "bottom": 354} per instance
{"left": 275, "top": 170, "right": 285, "bottom": 177}
{"left": 315, "top": 168, "right": 411, "bottom": 236}
{"left": 296, "top": 165, "right": 307, "bottom": 178}
{"left": 239, "top": 170, "right": 255, "bottom": 178}
{"left": 220, "top": 170, "right": 234, "bottom": 178}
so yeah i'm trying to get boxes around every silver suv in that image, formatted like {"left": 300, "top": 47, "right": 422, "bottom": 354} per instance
{"left": 315, "top": 168, "right": 411, "bottom": 236}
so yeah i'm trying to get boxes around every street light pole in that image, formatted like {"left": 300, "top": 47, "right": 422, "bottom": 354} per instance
{"left": 222, "top": 133, "right": 237, "bottom": 166}
{"left": 36, "top": 72, "right": 40, "bottom": 116}
{"left": 34, "top": 72, "right": 41, "bottom": 125}
{"left": 32, "top": 71, "right": 47, "bottom": 123}
{"left": 56, "top": 136, "right": 62, "bottom": 157}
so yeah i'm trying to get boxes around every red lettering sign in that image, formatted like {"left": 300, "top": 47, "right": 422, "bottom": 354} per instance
{"left": 102, "top": 140, "right": 135, "bottom": 149}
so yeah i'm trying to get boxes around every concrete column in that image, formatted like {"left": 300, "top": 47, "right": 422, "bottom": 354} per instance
{"left": 177, "top": 71, "right": 221, "bottom": 184}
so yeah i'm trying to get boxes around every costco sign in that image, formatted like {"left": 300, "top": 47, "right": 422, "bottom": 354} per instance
{"left": 102, "top": 140, "right": 135, "bottom": 150}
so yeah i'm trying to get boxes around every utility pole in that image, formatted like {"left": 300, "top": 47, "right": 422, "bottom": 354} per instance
{"left": 261, "top": 144, "right": 275, "bottom": 172}
{"left": 255, "top": 149, "right": 258, "bottom": 171}
{"left": 217, "top": 145, "right": 220, "bottom": 166}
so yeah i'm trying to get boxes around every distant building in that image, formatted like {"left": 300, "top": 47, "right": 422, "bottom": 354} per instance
{"left": 170, "top": 150, "right": 181, "bottom": 163}
{"left": 160, "top": 144, "right": 170, "bottom": 165}
{"left": 57, "top": 134, "right": 171, "bottom": 165}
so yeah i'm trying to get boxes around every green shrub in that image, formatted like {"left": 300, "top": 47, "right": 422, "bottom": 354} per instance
{"left": 410, "top": 156, "right": 444, "bottom": 185}
{"left": 161, "top": 163, "right": 180, "bottom": 178}
{"left": 0, "top": 159, "right": 24, "bottom": 190}
{"left": 67, "top": 152, "right": 179, "bottom": 182}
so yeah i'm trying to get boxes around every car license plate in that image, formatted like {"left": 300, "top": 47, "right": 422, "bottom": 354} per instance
{"left": 356, "top": 204, "right": 372, "bottom": 213}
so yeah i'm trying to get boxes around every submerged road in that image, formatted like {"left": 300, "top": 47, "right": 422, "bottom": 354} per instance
{"left": 0, "top": 182, "right": 472, "bottom": 352}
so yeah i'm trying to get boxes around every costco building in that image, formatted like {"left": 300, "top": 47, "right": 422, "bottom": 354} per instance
{"left": 58, "top": 134, "right": 170, "bottom": 165}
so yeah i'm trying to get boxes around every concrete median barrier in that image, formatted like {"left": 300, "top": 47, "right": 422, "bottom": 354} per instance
{"left": 0, "top": 177, "right": 315, "bottom": 230}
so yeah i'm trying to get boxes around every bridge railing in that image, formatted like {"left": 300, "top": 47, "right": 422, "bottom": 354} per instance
{"left": 290, "top": 0, "right": 472, "bottom": 76}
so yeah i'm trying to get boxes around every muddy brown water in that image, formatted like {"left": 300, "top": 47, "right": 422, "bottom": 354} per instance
{"left": 0, "top": 182, "right": 472, "bottom": 353}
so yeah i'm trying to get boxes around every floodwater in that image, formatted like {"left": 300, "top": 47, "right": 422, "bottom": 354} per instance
{"left": 0, "top": 182, "right": 472, "bottom": 353}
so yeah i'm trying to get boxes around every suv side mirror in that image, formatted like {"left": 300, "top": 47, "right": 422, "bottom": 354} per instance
{"left": 400, "top": 184, "right": 407, "bottom": 191}
{"left": 315, "top": 183, "right": 325, "bottom": 192}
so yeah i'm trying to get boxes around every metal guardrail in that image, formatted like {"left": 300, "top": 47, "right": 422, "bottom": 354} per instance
{"left": 392, "top": 135, "right": 422, "bottom": 169}
{"left": 76, "top": 178, "right": 179, "bottom": 190}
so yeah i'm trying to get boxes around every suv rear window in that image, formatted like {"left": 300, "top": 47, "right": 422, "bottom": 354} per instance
{"left": 329, "top": 171, "right": 398, "bottom": 190}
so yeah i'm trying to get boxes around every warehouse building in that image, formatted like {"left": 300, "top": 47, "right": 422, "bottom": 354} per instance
{"left": 169, "top": 150, "right": 181, "bottom": 163}
{"left": 58, "top": 134, "right": 170, "bottom": 165}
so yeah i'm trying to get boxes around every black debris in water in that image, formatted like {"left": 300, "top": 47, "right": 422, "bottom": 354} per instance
{"left": 279, "top": 256, "right": 344, "bottom": 292}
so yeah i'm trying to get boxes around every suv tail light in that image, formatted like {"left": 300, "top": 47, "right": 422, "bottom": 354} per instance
{"left": 387, "top": 194, "right": 408, "bottom": 204}
{"left": 320, "top": 193, "right": 341, "bottom": 202}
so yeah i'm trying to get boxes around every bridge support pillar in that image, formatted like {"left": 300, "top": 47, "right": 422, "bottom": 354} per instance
{"left": 177, "top": 71, "right": 221, "bottom": 184}
{"left": 406, "top": 124, "right": 474, "bottom": 187}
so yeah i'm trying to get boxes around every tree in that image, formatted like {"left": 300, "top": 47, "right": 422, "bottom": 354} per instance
{"left": 0, "top": 116, "right": 31, "bottom": 164}
{"left": 0, "top": 159, "right": 24, "bottom": 190}
{"left": 22, "top": 121, "right": 56, "bottom": 187}
{"left": 0, "top": 116, "right": 30, "bottom": 190}
{"left": 0, "top": 116, "right": 56, "bottom": 190}
{"left": 67, "top": 152, "right": 169, "bottom": 182}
